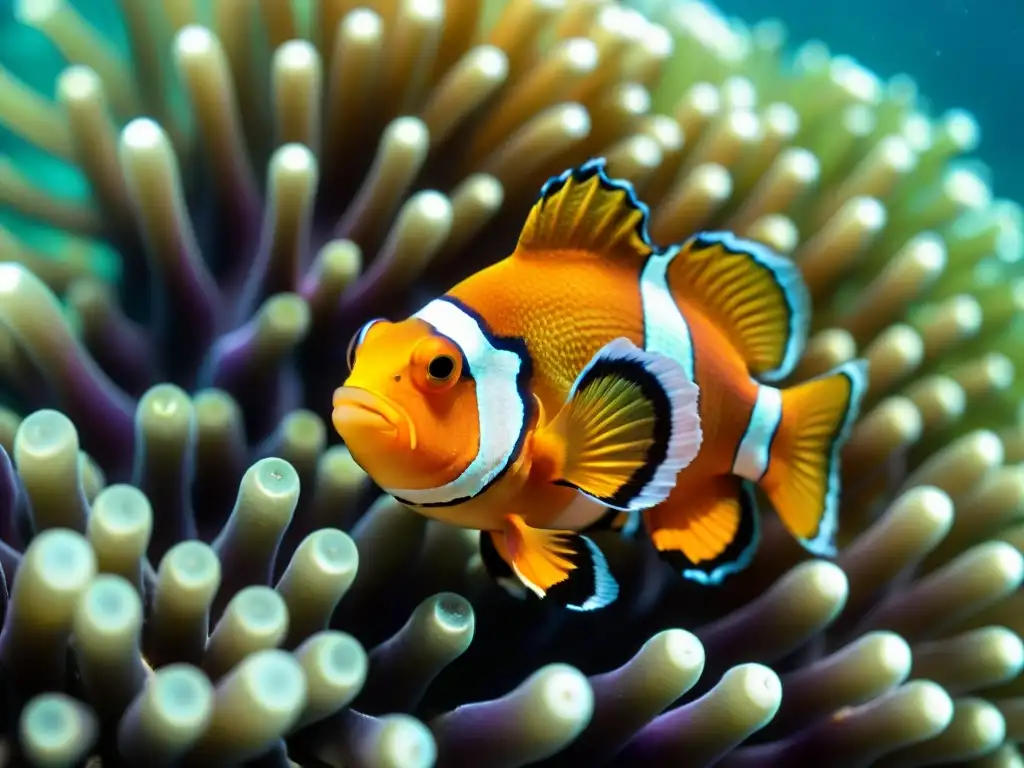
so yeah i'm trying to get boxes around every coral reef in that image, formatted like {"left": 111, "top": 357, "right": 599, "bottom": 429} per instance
{"left": 0, "top": 0, "right": 1022, "bottom": 766}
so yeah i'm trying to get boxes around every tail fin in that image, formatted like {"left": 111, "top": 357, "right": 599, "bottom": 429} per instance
{"left": 760, "top": 359, "right": 869, "bottom": 556}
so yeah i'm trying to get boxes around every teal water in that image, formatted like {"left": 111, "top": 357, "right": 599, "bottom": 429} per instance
{"left": 0, "top": 0, "right": 128, "bottom": 264}
{"left": 714, "top": 0, "right": 1024, "bottom": 203}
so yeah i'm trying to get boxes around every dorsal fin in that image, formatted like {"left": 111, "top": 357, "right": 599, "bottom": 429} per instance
{"left": 515, "top": 158, "right": 655, "bottom": 263}
{"left": 667, "top": 231, "right": 811, "bottom": 382}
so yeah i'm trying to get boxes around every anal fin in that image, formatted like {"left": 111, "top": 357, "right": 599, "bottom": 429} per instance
{"left": 502, "top": 514, "right": 619, "bottom": 611}
{"left": 645, "top": 476, "right": 761, "bottom": 585}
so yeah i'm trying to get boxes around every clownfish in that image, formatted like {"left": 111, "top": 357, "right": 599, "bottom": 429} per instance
{"left": 332, "top": 158, "right": 868, "bottom": 611}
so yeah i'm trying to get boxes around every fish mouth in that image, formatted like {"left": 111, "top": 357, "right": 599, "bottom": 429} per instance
{"left": 332, "top": 386, "right": 414, "bottom": 448}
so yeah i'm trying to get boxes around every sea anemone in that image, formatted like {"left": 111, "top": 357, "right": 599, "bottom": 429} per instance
{"left": 0, "top": 0, "right": 1022, "bottom": 766}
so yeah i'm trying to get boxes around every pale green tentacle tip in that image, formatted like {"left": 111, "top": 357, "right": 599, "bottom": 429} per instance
{"left": 432, "top": 592, "right": 475, "bottom": 633}
{"left": 374, "top": 714, "right": 438, "bottom": 768}
{"left": 162, "top": 539, "right": 221, "bottom": 588}
{"left": 650, "top": 627, "right": 707, "bottom": 675}
{"left": 92, "top": 484, "right": 152, "bottom": 531}
{"left": 78, "top": 573, "right": 142, "bottom": 634}
{"left": 231, "top": 586, "right": 289, "bottom": 633}
{"left": 298, "top": 631, "right": 368, "bottom": 694}
{"left": 865, "top": 631, "right": 913, "bottom": 677}
{"left": 319, "top": 632, "right": 368, "bottom": 687}
{"left": 309, "top": 527, "right": 359, "bottom": 573}
{"left": 194, "top": 388, "right": 242, "bottom": 424}
{"left": 29, "top": 528, "right": 97, "bottom": 592}
{"left": 241, "top": 649, "right": 308, "bottom": 712}
{"left": 534, "top": 663, "right": 596, "bottom": 726}
{"left": 722, "top": 663, "right": 784, "bottom": 728}
{"left": 15, "top": 409, "right": 78, "bottom": 458}
{"left": 260, "top": 292, "right": 311, "bottom": 338}
{"left": 138, "top": 383, "right": 194, "bottom": 433}
{"left": 280, "top": 409, "right": 327, "bottom": 449}
{"left": 20, "top": 693, "right": 97, "bottom": 768}
{"left": 248, "top": 455, "right": 301, "bottom": 498}
{"left": 150, "top": 664, "right": 215, "bottom": 728}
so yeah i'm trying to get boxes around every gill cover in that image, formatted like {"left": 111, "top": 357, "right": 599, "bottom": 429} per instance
{"left": 383, "top": 297, "right": 535, "bottom": 508}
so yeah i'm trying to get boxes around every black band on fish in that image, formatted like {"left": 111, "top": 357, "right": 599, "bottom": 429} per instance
{"left": 564, "top": 357, "right": 672, "bottom": 509}
{"left": 547, "top": 534, "right": 619, "bottom": 612}
{"left": 386, "top": 297, "right": 533, "bottom": 508}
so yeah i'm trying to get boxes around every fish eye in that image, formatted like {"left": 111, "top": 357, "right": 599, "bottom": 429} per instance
{"left": 411, "top": 335, "right": 462, "bottom": 391}
{"left": 346, "top": 318, "right": 385, "bottom": 371}
{"left": 427, "top": 355, "right": 456, "bottom": 382}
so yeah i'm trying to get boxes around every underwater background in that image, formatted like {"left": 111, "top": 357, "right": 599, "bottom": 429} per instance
{"left": 638, "top": 0, "right": 1024, "bottom": 201}
{"left": 0, "top": 0, "right": 1023, "bottom": 766}
{"left": 7, "top": 0, "right": 1024, "bottom": 199}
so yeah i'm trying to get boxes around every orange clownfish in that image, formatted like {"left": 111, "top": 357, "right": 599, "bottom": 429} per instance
{"left": 332, "top": 158, "right": 868, "bottom": 611}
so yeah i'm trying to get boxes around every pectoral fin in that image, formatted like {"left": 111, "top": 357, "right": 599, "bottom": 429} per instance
{"left": 534, "top": 337, "right": 703, "bottom": 513}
